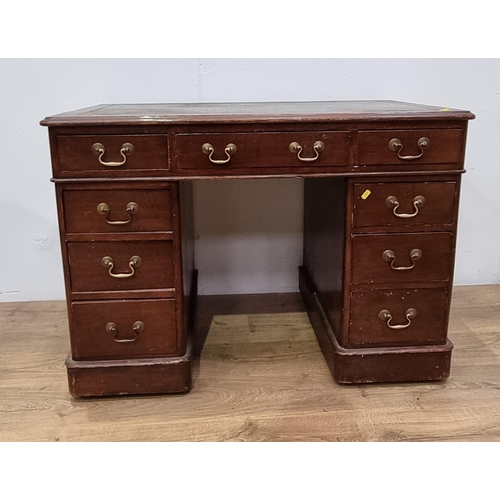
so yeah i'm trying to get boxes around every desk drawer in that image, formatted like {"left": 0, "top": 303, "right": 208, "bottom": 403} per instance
{"left": 351, "top": 232, "right": 453, "bottom": 285}
{"left": 175, "top": 131, "right": 349, "bottom": 169}
{"left": 349, "top": 288, "right": 449, "bottom": 347}
{"left": 357, "top": 129, "right": 463, "bottom": 165}
{"left": 68, "top": 241, "right": 174, "bottom": 292}
{"left": 63, "top": 188, "right": 172, "bottom": 234}
{"left": 56, "top": 135, "right": 169, "bottom": 174}
{"left": 352, "top": 181, "right": 458, "bottom": 228}
{"left": 70, "top": 298, "right": 178, "bottom": 360}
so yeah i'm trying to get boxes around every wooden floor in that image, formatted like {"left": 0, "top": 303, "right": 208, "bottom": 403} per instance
{"left": 1, "top": 285, "right": 500, "bottom": 442}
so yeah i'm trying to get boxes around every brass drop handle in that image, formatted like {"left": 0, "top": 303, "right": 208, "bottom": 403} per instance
{"left": 96, "top": 202, "right": 138, "bottom": 225}
{"left": 92, "top": 142, "right": 135, "bottom": 167}
{"left": 202, "top": 143, "right": 237, "bottom": 164}
{"left": 386, "top": 195, "right": 425, "bottom": 218}
{"left": 289, "top": 141, "right": 325, "bottom": 162}
{"left": 388, "top": 137, "right": 430, "bottom": 160}
{"left": 106, "top": 321, "right": 144, "bottom": 343}
{"left": 101, "top": 255, "right": 142, "bottom": 278}
{"left": 378, "top": 308, "right": 417, "bottom": 330}
{"left": 383, "top": 248, "right": 422, "bottom": 271}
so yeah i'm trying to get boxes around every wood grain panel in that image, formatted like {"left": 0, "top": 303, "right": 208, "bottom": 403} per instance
{"left": 352, "top": 181, "right": 458, "bottom": 228}
{"left": 351, "top": 232, "right": 453, "bottom": 285}
{"left": 63, "top": 188, "right": 172, "bottom": 233}
{"left": 303, "top": 178, "right": 346, "bottom": 340}
{"left": 175, "top": 131, "right": 349, "bottom": 170}
{"left": 56, "top": 134, "right": 169, "bottom": 175}
{"left": 67, "top": 241, "right": 174, "bottom": 292}
{"left": 349, "top": 288, "right": 449, "bottom": 347}
{"left": 357, "top": 129, "right": 463, "bottom": 165}
{"left": 70, "top": 299, "right": 178, "bottom": 360}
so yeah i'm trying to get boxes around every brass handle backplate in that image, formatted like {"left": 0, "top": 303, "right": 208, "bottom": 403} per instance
{"left": 383, "top": 248, "right": 422, "bottom": 271}
{"left": 106, "top": 321, "right": 144, "bottom": 343}
{"left": 388, "top": 137, "right": 430, "bottom": 160}
{"left": 96, "top": 202, "right": 139, "bottom": 225}
{"left": 378, "top": 308, "right": 417, "bottom": 330}
{"left": 202, "top": 143, "right": 237, "bottom": 164}
{"left": 386, "top": 195, "right": 425, "bottom": 218}
{"left": 289, "top": 141, "right": 325, "bottom": 162}
{"left": 101, "top": 255, "right": 142, "bottom": 278}
{"left": 92, "top": 142, "right": 135, "bottom": 167}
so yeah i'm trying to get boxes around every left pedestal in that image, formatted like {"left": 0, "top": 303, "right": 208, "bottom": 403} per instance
{"left": 53, "top": 179, "right": 195, "bottom": 397}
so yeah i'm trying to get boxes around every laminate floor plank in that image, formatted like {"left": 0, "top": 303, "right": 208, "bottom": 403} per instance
{"left": 1, "top": 285, "right": 499, "bottom": 441}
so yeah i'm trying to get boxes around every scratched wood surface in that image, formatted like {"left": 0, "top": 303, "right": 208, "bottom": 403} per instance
{"left": 1, "top": 286, "right": 499, "bottom": 442}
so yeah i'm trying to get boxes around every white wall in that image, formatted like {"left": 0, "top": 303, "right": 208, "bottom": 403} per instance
{"left": 1, "top": 58, "right": 499, "bottom": 301}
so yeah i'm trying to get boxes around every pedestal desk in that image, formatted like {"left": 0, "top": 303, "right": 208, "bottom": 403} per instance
{"left": 41, "top": 101, "right": 475, "bottom": 397}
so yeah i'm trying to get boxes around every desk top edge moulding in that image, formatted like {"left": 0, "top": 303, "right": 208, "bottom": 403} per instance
{"left": 41, "top": 100, "right": 475, "bottom": 397}
{"left": 41, "top": 100, "right": 476, "bottom": 126}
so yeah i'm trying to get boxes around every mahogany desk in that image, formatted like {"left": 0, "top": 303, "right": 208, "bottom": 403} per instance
{"left": 41, "top": 101, "right": 475, "bottom": 397}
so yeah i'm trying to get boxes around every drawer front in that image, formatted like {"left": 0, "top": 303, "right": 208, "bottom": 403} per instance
{"left": 63, "top": 188, "right": 172, "bottom": 233}
{"left": 349, "top": 288, "right": 449, "bottom": 347}
{"left": 357, "top": 129, "right": 463, "bottom": 165}
{"left": 70, "top": 299, "right": 178, "bottom": 360}
{"left": 351, "top": 232, "right": 453, "bottom": 285}
{"left": 352, "top": 181, "right": 457, "bottom": 228}
{"left": 68, "top": 241, "right": 174, "bottom": 292}
{"left": 175, "top": 131, "right": 349, "bottom": 169}
{"left": 56, "top": 135, "right": 169, "bottom": 173}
